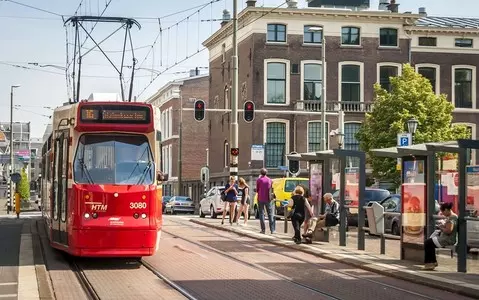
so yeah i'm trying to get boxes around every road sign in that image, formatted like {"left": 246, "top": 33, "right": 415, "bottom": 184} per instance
{"left": 200, "top": 166, "right": 209, "bottom": 184}
{"left": 396, "top": 133, "right": 412, "bottom": 170}
{"left": 10, "top": 172, "right": 21, "bottom": 184}
{"left": 250, "top": 145, "right": 264, "bottom": 161}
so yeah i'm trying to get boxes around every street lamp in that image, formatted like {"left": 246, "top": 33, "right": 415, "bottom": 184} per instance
{"left": 407, "top": 118, "right": 419, "bottom": 135}
{"left": 308, "top": 26, "right": 327, "bottom": 151}
{"left": 336, "top": 132, "right": 345, "bottom": 149}
{"left": 9, "top": 85, "right": 20, "bottom": 214}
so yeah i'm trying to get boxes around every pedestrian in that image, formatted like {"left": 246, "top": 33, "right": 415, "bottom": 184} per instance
{"left": 423, "top": 202, "right": 457, "bottom": 270}
{"left": 297, "top": 184, "right": 313, "bottom": 237}
{"left": 234, "top": 177, "right": 250, "bottom": 226}
{"left": 221, "top": 176, "right": 239, "bottom": 225}
{"left": 256, "top": 168, "right": 275, "bottom": 234}
{"left": 303, "top": 193, "right": 339, "bottom": 239}
{"left": 290, "top": 186, "right": 313, "bottom": 244}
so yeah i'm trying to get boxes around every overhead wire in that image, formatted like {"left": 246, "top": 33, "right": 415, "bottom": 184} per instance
{"left": 1, "top": 0, "right": 63, "bottom": 17}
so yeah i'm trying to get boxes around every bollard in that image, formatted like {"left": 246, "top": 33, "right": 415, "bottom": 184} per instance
{"left": 283, "top": 205, "right": 288, "bottom": 234}
{"left": 15, "top": 193, "right": 20, "bottom": 219}
{"left": 380, "top": 234, "right": 386, "bottom": 255}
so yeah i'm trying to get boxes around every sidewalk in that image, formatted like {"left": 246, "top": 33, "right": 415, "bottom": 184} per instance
{"left": 190, "top": 217, "right": 479, "bottom": 299}
{"left": 0, "top": 216, "right": 53, "bottom": 300}
{"left": 0, "top": 198, "right": 41, "bottom": 216}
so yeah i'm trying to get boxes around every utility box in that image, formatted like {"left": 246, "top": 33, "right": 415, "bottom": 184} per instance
{"left": 365, "top": 201, "right": 384, "bottom": 235}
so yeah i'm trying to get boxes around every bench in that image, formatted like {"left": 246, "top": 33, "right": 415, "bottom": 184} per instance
{"left": 305, "top": 224, "right": 339, "bottom": 243}
{"left": 435, "top": 243, "right": 457, "bottom": 258}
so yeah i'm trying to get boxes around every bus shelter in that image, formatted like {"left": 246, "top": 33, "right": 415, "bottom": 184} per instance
{"left": 371, "top": 139, "right": 479, "bottom": 273}
{"left": 287, "top": 149, "right": 367, "bottom": 250}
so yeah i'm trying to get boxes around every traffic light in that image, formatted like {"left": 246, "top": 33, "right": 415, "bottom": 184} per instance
{"left": 288, "top": 152, "right": 299, "bottom": 175}
{"left": 194, "top": 99, "right": 205, "bottom": 121}
{"left": 243, "top": 101, "right": 255, "bottom": 123}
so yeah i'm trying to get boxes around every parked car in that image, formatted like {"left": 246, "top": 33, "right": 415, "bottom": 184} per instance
{"left": 333, "top": 188, "right": 390, "bottom": 227}
{"left": 165, "top": 196, "right": 195, "bottom": 214}
{"left": 162, "top": 196, "right": 172, "bottom": 213}
{"left": 199, "top": 186, "right": 252, "bottom": 219}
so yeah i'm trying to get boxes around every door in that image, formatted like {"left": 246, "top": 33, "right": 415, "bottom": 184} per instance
{"left": 51, "top": 131, "right": 69, "bottom": 246}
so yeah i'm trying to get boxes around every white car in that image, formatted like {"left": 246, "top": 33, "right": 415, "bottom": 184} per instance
{"left": 199, "top": 186, "right": 251, "bottom": 219}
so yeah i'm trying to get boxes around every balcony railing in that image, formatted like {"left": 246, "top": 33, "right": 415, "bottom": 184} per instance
{"left": 295, "top": 100, "right": 374, "bottom": 113}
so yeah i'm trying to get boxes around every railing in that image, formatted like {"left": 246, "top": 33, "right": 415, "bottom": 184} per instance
{"left": 295, "top": 100, "right": 374, "bottom": 113}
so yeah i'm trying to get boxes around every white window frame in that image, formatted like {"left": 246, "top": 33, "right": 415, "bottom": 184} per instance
{"left": 340, "top": 26, "right": 362, "bottom": 47}
{"left": 307, "top": 120, "right": 330, "bottom": 152}
{"left": 169, "top": 107, "right": 174, "bottom": 138}
{"left": 343, "top": 121, "right": 362, "bottom": 168}
{"left": 376, "top": 62, "right": 403, "bottom": 88}
{"left": 415, "top": 64, "right": 440, "bottom": 95}
{"left": 264, "top": 58, "right": 291, "bottom": 106}
{"left": 168, "top": 144, "right": 173, "bottom": 177}
{"left": 303, "top": 25, "right": 323, "bottom": 45}
{"left": 452, "top": 65, "right": 476, "bottom": 110}
{"left": 263, "top": 119, "right": 290, "bottom": 168}
{"left": 300, "top": 60, "right": 326, "bottom": 101}
{"left": 453, "top": 122, "right": 476, "bottom": 165}
{"left": 338, "top": 61, "right": 364, "bottom": 103}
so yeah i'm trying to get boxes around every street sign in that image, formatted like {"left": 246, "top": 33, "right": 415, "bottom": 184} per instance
{"left": 10, "top": 172, "right": 21, "bottom": 184}
{"left": 250, "top": 145, "right": 264, "bottom": 161}
{"left": 278, "top": 166, "right": 288, "bottom": 171}
{"left": 396, "top": 133, "right": 411, "bottom": 170}
{"left": 200, "top": 166, "right": 209, "bottom": 184}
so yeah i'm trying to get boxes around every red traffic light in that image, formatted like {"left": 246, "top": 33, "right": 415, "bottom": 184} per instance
{"left": 243, "top": 101, "right": 255, "bottom": 123}
{"left": 194, "top": 99, "right": 205, "bottom": 121}
{"left": 196, "top": 102, "right": 203, "bottom": 109}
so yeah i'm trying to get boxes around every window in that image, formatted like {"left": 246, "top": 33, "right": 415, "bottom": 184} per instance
{"left": 341, "top": 64, "right": 361, "bottom": 102}
{"left": 168, "top": 144, "right": 172, "bottom": 176}
{"left": 267, "top": 24, "right": 286, "bottom": 42}
{"left": 168, "top": 108, "right": 173, "bottom": 137}
{"left": 454, "top": 68, "right": 473, "bottom": 108}
{"left": 453, "top": 123, "right": 476, "bottom": 165}
{"left": 379, "top": 28, "right": 398, "bottom": 47}
{"left": 224, "top": 141, "right": 229, "bottom": 168}
{"left": 344, "top": 123, "right": 361, "bottom": 167}
{"left": 455, "top": 38, "right": 473, "bottom": 48}
{"left": 304, "top": 25, "right": 322, "bottom": 44}
{"left": 221, "top": 43, "right": 226, "bottom": 62}
{"left": 303, "top": 63, "right": 322, "bottom": 100}
{"left": 379, "top": 65, "right": 399, "bottom": 92}
{"left": 308, "top": 122, "right": 329, "bottom": 152}
{"left": 265, "top": 121, "right": 288, "bottom": 168}
{"left": 341, "top": 27, "right": 360, "bottom": 45}
{"left": 417, "top": 67, "right": 437, "bottom": 93}
{"left": 418, "top": 37, "right": 437, "bottom": 47}
{"left": 265, "top": 61, "right": 288, "bottom": 104}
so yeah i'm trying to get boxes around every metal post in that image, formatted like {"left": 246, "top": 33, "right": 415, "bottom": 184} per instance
{"left": 380, "top": 234, "right": 386, "bottom": 255}
{"left": 457, "top": 148, "right": 467, "bottom": 273}
{"left": 9, "top": 86, "right": 19, "bottom": 214}
{"left": 321, "top": 32, "right": 327, "bottom": 151}
{"left": 357, "top": 152, "right": 366, "bottom": 251}
{"left": 339, "top": 156, "right": 347, "bottom": 246}
{"left": 230, "top": 0, "right": 239, "bottom": 178}
{"left": 283, "top": 205, "right": 288, "bottom": 234}
{"left": 426, "top": 154, "right": 436, "bottom": 238}
{"left": 178, "top": 95, "right": 183, "bottom": 195}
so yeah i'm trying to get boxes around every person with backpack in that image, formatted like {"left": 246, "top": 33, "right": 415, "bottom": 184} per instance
{"left": 221, "top": 176, "right": 238, "bottom": 225}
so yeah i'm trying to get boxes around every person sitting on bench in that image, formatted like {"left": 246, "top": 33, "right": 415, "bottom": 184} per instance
{"left": 303, "top": 193, "right": 339, "bottom": 238}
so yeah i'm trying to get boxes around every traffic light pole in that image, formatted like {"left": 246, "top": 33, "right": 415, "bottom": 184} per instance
{"left": 230, "top": 0, "right": 239, "bottom": 178}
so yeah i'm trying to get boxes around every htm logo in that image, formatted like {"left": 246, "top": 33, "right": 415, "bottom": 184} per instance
{"left": 91, "top": 204, "right": 108, "bottom": 211}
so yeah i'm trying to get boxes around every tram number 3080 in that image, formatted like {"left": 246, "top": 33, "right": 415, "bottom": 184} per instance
{"left": 130, "top": 202, "right": 147, "bottom": 209}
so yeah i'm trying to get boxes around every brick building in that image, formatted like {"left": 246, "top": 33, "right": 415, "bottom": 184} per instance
{"left": 203, "top": 1, "right": 479, "bottom": 188}
{"left": 146, "top": 71, "right": 209, "bottom": 199}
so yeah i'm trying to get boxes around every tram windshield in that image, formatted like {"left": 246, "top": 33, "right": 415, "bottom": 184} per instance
{"left": 73, "top": 134, "right": 154, "bottom": 185}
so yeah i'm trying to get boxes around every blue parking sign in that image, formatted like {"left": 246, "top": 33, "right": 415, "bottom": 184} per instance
{"left": 400, "top": 137, "right": 409, "bottom": 146}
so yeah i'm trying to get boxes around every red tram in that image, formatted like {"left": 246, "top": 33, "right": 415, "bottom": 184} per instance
{"left": 40, "top": 101, "right": 167, "bottom": 257}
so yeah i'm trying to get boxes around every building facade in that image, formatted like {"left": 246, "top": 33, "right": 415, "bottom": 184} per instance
{"left": 0, "top": 122, "right": 31, "bottom": 182}
{"left": 203, "top": 2, "right": 479, "bottom": 187}
{"left": 146, "top": 72, "right": 209, "bottom": 200}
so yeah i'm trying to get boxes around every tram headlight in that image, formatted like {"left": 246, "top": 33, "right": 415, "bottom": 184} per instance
{"left": 141, "top": 213, "right": 147, "bottom": 219}
{"left": 92, "top": 212, "right": 98, "bottom": 219}
{"left": 84, "top": 213, "right": 90, "bottom": 219}
{"left": 133, "top": 213, "right": 139, "bottom": 219}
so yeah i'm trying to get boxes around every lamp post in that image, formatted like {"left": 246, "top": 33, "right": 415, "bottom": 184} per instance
{"left": 308, "top": 26, "right": 327, "bottom": 151}
{"left": 9, "top": 85, "right": 20, "bottom": 214}
{"left": 336, "top": 131, "right": 345, "bottom": 149}
{"left": 407, "top": 117, "right": 419, "bottom": 143}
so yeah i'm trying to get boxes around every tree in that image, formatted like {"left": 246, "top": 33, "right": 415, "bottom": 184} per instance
{"left": 356, "top": 63, "right": 469, "bottom": 187}
{"left": 17, "top": 167, "right": 30, "bottom": 200}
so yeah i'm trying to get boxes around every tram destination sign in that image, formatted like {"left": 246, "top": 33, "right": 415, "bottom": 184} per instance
{"left": 80, "top": 105, "right": 151, "bottom": 124}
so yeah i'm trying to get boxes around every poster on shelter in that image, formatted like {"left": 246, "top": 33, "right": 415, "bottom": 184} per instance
{"left": 309, "top": 163, "right": 323, "bottom": 210}
{"left": 401, "top": 183, "right": 426, "bottom": 245}
{"left": 345, "top": 168, "right": 359, "bottom": 214}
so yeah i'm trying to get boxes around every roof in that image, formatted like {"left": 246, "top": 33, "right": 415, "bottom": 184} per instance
{"left": 416, "top": 16, "right": 479, "bottom": 29}
{"left": 145, "top": 74, "right": 208, "bottom": 104}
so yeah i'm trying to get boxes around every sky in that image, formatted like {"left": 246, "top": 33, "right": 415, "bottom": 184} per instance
{"left": 0, "top": 0, "right": 478, "bottom": 139}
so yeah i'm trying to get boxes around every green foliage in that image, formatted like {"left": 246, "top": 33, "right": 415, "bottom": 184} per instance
{"left": 17, "top": 167, "right": 30, "bottom": 200}
{"left": 356, "top": 63, "right": 469, "bottom": 187}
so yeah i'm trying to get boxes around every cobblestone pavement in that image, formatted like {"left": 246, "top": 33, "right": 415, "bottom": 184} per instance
{"left": 143, "top": 216, "right": 476, "bottom": 300}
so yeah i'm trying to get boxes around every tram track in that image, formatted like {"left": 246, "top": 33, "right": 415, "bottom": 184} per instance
{"left": 167, "top": 218, "right": 470, "bottom": 300}
{"left": 70, "top": 259, "right": 101, "bottom": 300}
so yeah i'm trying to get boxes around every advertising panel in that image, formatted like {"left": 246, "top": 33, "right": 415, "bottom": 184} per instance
{"left": 309, "top": 163, "right": 323, "bottom": 210}
{"left": 345, "top": 168, "right": 359, "bottom": 214}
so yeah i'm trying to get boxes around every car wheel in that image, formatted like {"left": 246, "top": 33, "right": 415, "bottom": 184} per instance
{"left": 210, "top": 205, "right": 217, "bottom": 219}
{"left": 392, "top": 222, "right": 400, "bottom": 236}
{"left": 199, "top": 206, "right": 205, "bottom": 218}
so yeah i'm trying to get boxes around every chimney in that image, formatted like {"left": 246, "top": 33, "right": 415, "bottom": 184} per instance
{"left": 246, "top": 0, "right": 256, "bottom": 7}
{"left": 387, "top": 0, "right": 399, "bottom": 13}
{"left": 286, "top": 0, "right": 298, "bottom": 8}
{"left": 221, "top": 9, "right": 231, "bottom": 27}
{"left": 189, "top": 68, "right": 200, "bottom": 77}
{"left": 378, "top": 0, "right": 390, "bottom": 11}
{"left": 418, "top": 7, "right": 427, "bottom": 16}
